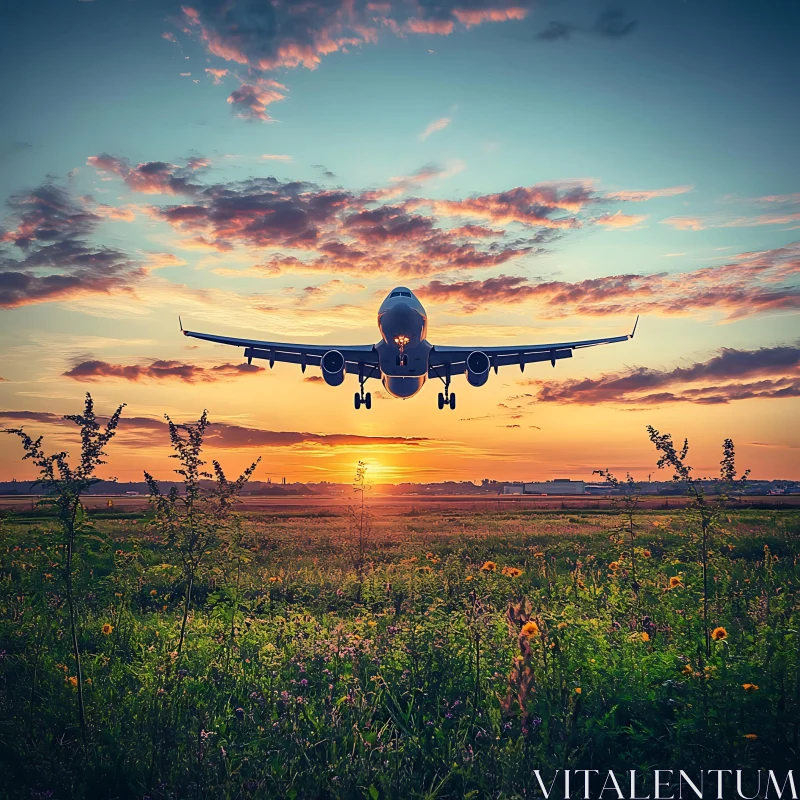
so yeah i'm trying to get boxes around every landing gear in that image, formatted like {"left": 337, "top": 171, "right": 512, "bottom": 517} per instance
{"left": 354, "top": 367, "right": 372, "bottom": 410}
{"left": 435, "top": 363, "right": 456, "bottom": 410}
{"left": 437, "top": 392, "right": 456, "bottom": 410}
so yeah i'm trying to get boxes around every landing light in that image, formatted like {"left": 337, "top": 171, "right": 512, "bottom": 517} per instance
{"left": 394, "top": 334, "right": 410, "bottom": 351}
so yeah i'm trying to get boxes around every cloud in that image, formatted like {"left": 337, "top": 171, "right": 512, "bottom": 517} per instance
{"left": 0, "top": 183, "right": 144, "bottom": 308}
{"left": 63, "top": 359, "right": 265, "bottom": 383}
{"left": 205, "top": 67, "right": 228, "bottom": 83}
{"left": 261, "top": 153, "right": 293, "bottom": 161}
{"left": 312, "top": 164, "right": 337, "bottom": 178}
{"left": 87, "top": 154, "right": 535, "bottom": 276}
{"left": 525, "top": 345, "right": 800, "bottom": 406}
{"left": 227, "top": 79, "right": 288, "bottom": 121}
{"left": 453, "top": 7, "right": 527, "bottom": 27}
{"left": 419, "top": 116, "right": 451, "bottom": 141}
{"left": 606, "top": 186, "right": 693, "bottom": 202}
{"left": 417, "top": 243, "right": 800, "bottom": 319}
{"left": 417, "top": 182, "right": 594, "bottom": 228}
{"left": 87, "top": 154, "right": 205, "bottom": 195}
{"left": 662, "top": 213, "right": 800, "bottom": 231}
{"left": 537, "top": 8, "right": 638, "bottom": 42}
{"left": 82, "top": 150, "right": 738, "bottom": 282}
{"left": 594, "top": 211, "right": 648, "bottom": 228}
{"left": 178, "top": 1, "right": 533, "bottom": 79}
{"left": 0, "top": 409, "right": 429, "bottom": 449}
{"left": 303, "top": 375, "right": 325, "bottom": 383}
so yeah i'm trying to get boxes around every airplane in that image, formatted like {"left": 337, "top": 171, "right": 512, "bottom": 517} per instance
{"left": 181, "top": 286, "right": 638, "bottom": 410}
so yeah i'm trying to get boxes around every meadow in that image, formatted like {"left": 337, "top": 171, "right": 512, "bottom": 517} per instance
{"left": 0, "top": 402, "right": 798, "bottom": 799}
{"left": 1, "top": 499, "right": 799, "bottom": 799}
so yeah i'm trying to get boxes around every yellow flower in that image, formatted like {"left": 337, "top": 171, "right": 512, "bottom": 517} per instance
{"left": 521, "top": 621, "right": 540, "bottom": 637}
{"left": 577, "top": 579, "right": 586, "bottom": 589}
{"left": 367, "top": 620, "right": 377, "bottom": 628}
{"left": 557, "top": 622, "right": 567, "bottom": 630}
{"left": 743, "top": 734, "right": 758, "bottom": 740}
{"left": 67, "top": 676, "right": 78, "bottom": 688}
{"left": 501, "top": 566, "right": 523, "bottom": 578}
{"left": 465, "top": 575, "right": 474, "bottom": 582}
{"left": 669, "top": 576, "right": 682, "bottom": 589}
{"left": 609, "top": 561, "right": 620, "bottom": 571}
{"left": 575, "top": 687, "right": 582, "bottom": 695}
{"left": 711, "top": 627, "right": 728, "bottom": 641}
{"left": 641, "top": 632, "right": 650, "bottom": 642}
{"left": 480, "top": 561, "right": 496, "bottom": 573}
{"left": 269, "top": 576, "right": 280, "bottom": 583}
{"left": 743, "top": 683, "right": 759, "bottom": 691}
{"left": 533, "top": 552, "right": 545, "bottom": 559}
{"left": 101, "top": 623, "right": 113, "bottom": 636}
{"left": 682, "top": 664, "right": 693, "bottom": 675}
{"left": 150, "top": 589, "right": 158, "bottom": 596}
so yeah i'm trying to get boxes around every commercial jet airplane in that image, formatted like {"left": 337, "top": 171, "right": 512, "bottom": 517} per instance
{"left": 181, "top": 287, "right": 638, "bottom": 410}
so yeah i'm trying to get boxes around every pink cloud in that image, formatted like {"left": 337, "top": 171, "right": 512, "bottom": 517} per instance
{"left": 594, "top": 211, "right": 648, "bottom": 228}
{"left": 419, "top": 116, "right": 451, "bottom": 140}
{"left": 453, "top": 7, "right": 527, "bottom": 27}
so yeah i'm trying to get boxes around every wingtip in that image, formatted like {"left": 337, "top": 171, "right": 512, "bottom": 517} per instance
{"left": 179, "top": 315, "right": 185, "bottom": 334}
{"left": 631, "top": 314, "right": 639, "bottom": 339}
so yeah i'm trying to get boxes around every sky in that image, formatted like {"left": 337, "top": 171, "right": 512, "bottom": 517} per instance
{"left": 0, "top": 0, "right": 798, "bottom": 485}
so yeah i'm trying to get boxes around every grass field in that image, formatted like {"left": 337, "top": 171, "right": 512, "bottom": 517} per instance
{"left": 1, "top": 498, "right": 798, "bottom": 799}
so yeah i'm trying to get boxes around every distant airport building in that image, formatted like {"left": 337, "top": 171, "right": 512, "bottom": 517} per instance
{"left": 504, "top": 479, "right": 586, "bottom": 495}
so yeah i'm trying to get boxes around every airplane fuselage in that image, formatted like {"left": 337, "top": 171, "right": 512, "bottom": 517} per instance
{"left": 376, "top": 287, "right": 431, "bottom": 398}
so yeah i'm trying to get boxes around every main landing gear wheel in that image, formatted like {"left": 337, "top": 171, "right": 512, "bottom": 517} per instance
{"left": 438, "top": 392, "right": 445, "bottom": 410}
{"left": 449, "top": 393, "right": 456, "bottom": 410}
{"left": 355, "top": 391, "right": 372, "bottom": 410}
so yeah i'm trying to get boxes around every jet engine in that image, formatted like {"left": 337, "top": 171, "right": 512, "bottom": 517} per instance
{"left": 321, "top": 350, "right": 346, "bottom": 386}
{"left": 466, "top": 351, "right": 490, "bottom": 387}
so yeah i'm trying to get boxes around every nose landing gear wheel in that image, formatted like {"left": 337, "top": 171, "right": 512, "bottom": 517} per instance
{"left": 354, "top": 392, "right": 361, "bottom": 410}
{"left": 449, "top": 393, "right": 456, "bottom": 410}
{"left": 437, "top": 392, "right": 445, "bottom": 410}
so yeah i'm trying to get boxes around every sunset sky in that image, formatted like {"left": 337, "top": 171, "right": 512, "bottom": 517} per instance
{"left": 1, "top": 0, "right": 798, "bottom": 484}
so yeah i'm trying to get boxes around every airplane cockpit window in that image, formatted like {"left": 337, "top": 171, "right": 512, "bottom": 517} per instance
{"left": 390, "top": 290, "right": 413, "bottom": 298}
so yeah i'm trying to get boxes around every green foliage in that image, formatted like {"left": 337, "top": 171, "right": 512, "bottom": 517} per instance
{"left": 3, "top": 393, "right": 124, "bottom": 744}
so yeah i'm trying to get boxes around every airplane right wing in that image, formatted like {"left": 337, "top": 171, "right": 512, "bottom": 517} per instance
{"left": 428, "top": 317, "right": 638, "bottom": 375}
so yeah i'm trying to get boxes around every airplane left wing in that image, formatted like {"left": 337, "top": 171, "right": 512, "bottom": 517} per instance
{"left": 428, "top": 317, "right": 638, "bottom": 375}
{"left": 181, "top": 326, "right": 380, "bottom": 378}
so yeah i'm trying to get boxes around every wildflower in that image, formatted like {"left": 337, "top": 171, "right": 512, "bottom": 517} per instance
{"left": 609, "top": 561, "right": 620, "bottom": 571}
{"left": 501, "top": 566, "right": 523, "bottom": 578}
{"left": 521, "top": 621, "right": 539, "bottom": 637}
{"left": 465, "top": 575, "right": 474, "bottom": 582}
{"left": 367, "top": 620, "right": 377, "bottom": 628}
{"left": 575, "top": 687, "right": 582, "bottom": 695}
{"left": 557, "top": 622, "right": 567, "bottom": 630}
{"left": 743, "top": 683, "right": 759, "bottom": 691}
{"left": 269, "top": 577, "right": 280, "bottom": 583}
{"left": 642, "top": 550, "right": 652, "bottom": 558}
{"left": 743, "top": 734, "right": 758, "bottom": 740}
{"left": 67, "top": 676, "right": 78, "bottom": 688}
{"left": 533, "top": 552, "right": 545, "bottom": 559}
{"left": 711, "top": 627, "right": 728, "bottom": 641}
{"left": 577, "top": 579, "right": 586, "bottom": 589}
{"left": 669, "top": 576, "right": 682, "bottom": 589}
{"left": 682, "top": 664, "right": 693, "bottom": 675}
{"left": 641, "top": 632, "right": 650, "bottom": 642}
{"left": 101, "top": 623, "right": 113, "bottom": 636}
{"left": 150, "top": 589, "right": 157, "bottom": 596}
{"left": 480, "top": 561, "right": 496, "bottom": 573}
